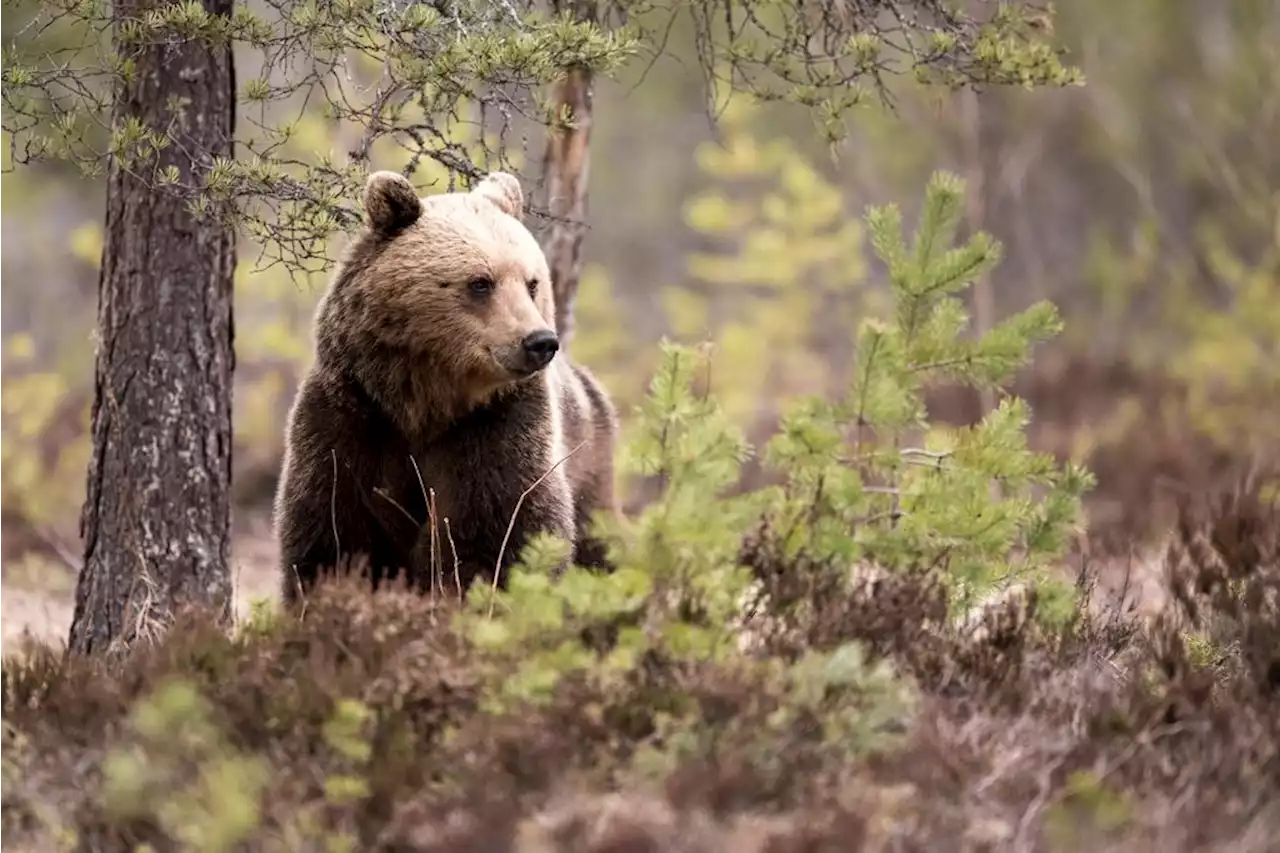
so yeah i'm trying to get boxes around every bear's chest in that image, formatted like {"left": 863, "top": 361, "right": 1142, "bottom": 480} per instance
{"left": 370, "top": 417, "right": 533, "bottom": 533}
{"left": 367, "top": 449, "right": 444, "bottom": 530}
{"left": 367, "top": 438, "right": 483, "bottom": 529}
{"left": 362, "top": 389, "right": 550, "bottom": 538}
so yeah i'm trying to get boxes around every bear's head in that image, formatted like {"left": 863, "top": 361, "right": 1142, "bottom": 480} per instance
{"left": 330, "top": 169, "right": 559, "bottom": 398}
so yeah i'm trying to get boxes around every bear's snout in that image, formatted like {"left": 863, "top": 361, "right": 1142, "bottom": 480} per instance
{"left": 520, "top": 329, "right": 560, "bottom": 372}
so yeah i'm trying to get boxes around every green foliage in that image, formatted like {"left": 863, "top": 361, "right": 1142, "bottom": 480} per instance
{"left": 101, "top": 679, "right": 268, "bottom": 853}
{"left": 455, "top": 172, "right": 1090, "bottom": 779}
{"left": 1045, "top": 769, "right": 1134, "bottom": 847}
{"left": 674, "top": 96, "right": 885, "bottom": 426}
{"left": 1165, "top": 229, "right": 1280, "bottom": 457}
{"left": 761, "top": 171, "right": 1092, "bottom": 619}
{"left": 1181, "top": 630, "right": 1225, "bottom": 672}
{"left": 4, "top": 0, "right": 642, "bottom": 270}
{"left": 0, "top": 333, "right": 91, "bottom": 539}
{"left": 763, "top": 640, "right": 915, "bottom": 757}
{"left": 461, "top": 340, "right": 764, "bottom": 710}
{"left": 235, "top": 597, "right": 282, "bottom": 639}
{"left": 693, "top": 2, "right": 1081, "bottom": 145}
{"left": 3, "top": 0, "right": 1080, "bottom": 269}
{"left": 1074, "top": 0, "right": 1280, "bottom": 429}
{"left": 1079, "top": 205, "right": 1280, "bottom": 478}
{"left": 563, "top": 263, "right": 650, "bottom": 412}
{"left": 1056, "top": 2, "right": 1279, "bottom": 464}
{"left": 321, "top": 699, "right": 374, "bottom": 810}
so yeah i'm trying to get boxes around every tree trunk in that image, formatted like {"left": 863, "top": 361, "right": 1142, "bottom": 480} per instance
{"left": 541, "top": 0, "right": 598, "bottom": 348}
{"left": 67, "top": 0, "right": 237, "bottom": 657}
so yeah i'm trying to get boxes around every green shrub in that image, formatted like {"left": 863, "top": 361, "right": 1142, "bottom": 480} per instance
{"left": 447, "top": 170, "right": 1092, "bottom": 796}
{"left": 757, "top": 171, "right": 1093, "bottom": 624}
{"left": 467, "top": 173, "right": 1092, "bottom": 724}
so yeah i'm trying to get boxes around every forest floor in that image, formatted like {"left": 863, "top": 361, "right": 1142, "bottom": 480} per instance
{"left": 1, "top": 512, "right": 281, "bottom": 655}
{"left": 0, "top": 505, "right": 1174, "bottom": 654}
{"left": 4, "top": 483, "right": 1275, "bottom": 853}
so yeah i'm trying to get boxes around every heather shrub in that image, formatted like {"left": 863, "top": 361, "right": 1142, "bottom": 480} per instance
{"left": 5, "top": 479, "right": 1277, "bottom": 852}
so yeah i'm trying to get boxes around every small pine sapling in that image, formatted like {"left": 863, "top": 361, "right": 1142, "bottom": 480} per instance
{"left": 459, "top": 342, "right": 763, "bottom": 707}
{"left": 673, "top": 96, "right": 884, "bottom": 426}
{"left": 763, "top": 170, "right": 1095, "bottom": 624}
{"left": 460, "top": 341, "right": 916, "bottom": 769}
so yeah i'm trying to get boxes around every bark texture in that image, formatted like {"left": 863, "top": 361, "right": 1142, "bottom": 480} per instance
{"left": 68, "top": 0, "right": 236, "bottom": 656}
{"left": 541, "top": 0, "right": 598, "bottom": 349}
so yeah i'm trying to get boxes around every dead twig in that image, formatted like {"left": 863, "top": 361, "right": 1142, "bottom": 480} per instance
{"left": 489, "top": 439, "right": 589, "bottom": 617}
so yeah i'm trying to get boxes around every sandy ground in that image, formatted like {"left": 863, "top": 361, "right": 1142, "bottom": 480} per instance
{"left": 1, "top": 513, "right": 283, "bottom": 655}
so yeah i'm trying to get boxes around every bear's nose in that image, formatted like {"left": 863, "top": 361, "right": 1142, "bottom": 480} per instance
{"left": 521, "top": 329, "right": 560, "bottom": 369}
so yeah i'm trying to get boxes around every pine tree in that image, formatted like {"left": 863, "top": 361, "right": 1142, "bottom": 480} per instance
{"left": 66, "top": 0, "right": 237, "bottom": 656}
{"left": 763, "top": 171, "right": 1093, "bottom": 619}
{"left": 673, "top": 96, "right": 885, "bottom": 427}
{"left": 460, "top": 171, "right": 1094, "bottom": 717}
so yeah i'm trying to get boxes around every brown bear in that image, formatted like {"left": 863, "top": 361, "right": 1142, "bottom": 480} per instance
{"left": 273, "top": 169, "right": 618, "bottom": 604}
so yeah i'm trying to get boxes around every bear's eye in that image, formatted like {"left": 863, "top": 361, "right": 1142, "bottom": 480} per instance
{"left": 526, "top": 278, "right": 539, "bottom": 298}
{"left": 466, "top": 277, "right": 495, "bottom": 297}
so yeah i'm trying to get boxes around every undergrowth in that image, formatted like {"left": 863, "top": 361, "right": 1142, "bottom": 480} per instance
{"left": 3, "top": 480, "right": 1277, "bottom": 852}
{"left": 3, "top": 173, "right": 1278, "bottom": 852}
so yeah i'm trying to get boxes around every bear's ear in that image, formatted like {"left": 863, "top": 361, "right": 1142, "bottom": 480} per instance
{"left": 473, "top": 171, "right": 524, "bottom": 220}
{"left": 362, "top": 171, "right": 423, "bottom": 235}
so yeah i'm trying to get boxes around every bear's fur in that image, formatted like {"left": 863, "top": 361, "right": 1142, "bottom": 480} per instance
{"left": 274, "top": 170, "right": 618, "bottom": 604}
